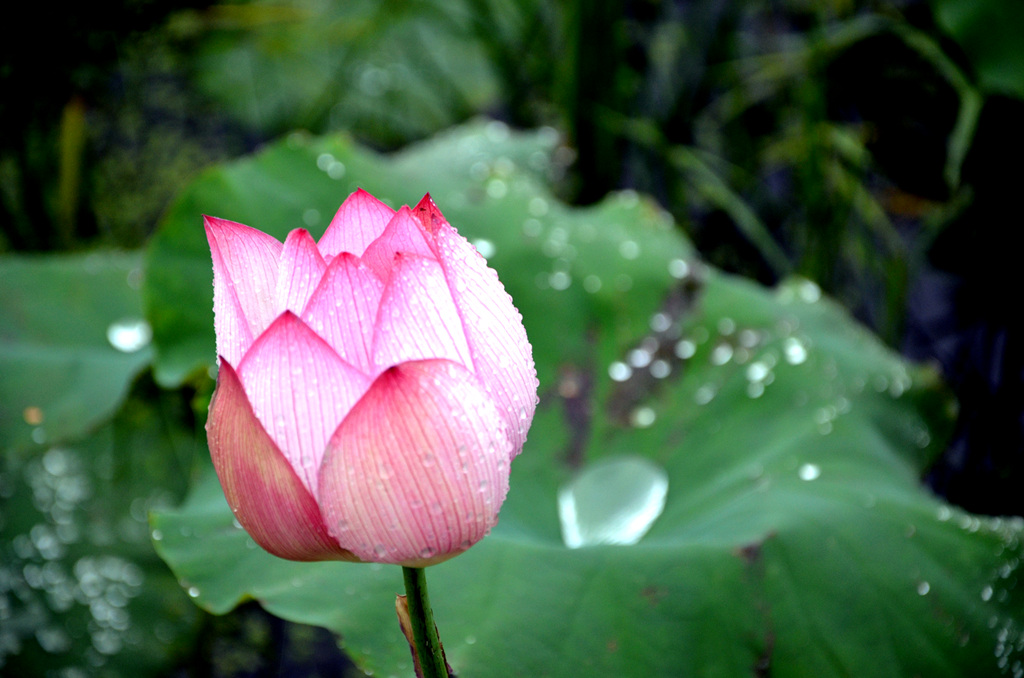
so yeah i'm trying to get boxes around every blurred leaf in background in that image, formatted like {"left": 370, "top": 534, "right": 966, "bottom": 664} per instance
{"left": 174, "top": 0, "right": 498, "bottom": 146}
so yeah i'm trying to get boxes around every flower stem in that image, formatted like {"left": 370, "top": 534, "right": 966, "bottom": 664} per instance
{"left": 401, "top": 566, "right": 448, "bottom": 678}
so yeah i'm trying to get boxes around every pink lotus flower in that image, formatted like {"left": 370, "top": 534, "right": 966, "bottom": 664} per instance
{"left": 204, "top": 189, "right": 537, "bottom": 567}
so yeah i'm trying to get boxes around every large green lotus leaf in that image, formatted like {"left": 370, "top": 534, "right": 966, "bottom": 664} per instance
{"left": 152, "top": 269, "right": 1024, "bottom": 677}
{"left": 0, "top": 383, "right": 200, "bottom": 676}
{"left": 148, "top": 123, "right": 1023, "bottom": 677}
{"left": 931, "top": 0, "right": 1024, "bottom": 98}
{"left": 0, "top": 252, "right": 152, "bottom": 451}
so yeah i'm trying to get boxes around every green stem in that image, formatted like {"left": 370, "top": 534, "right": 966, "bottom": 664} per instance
{"left": 402, "top": 566, "right": 448, "bottom": 678}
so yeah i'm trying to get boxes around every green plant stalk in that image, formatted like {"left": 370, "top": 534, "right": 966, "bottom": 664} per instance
{"left": 402, "top": 566, "right": 448, "bottom": 678}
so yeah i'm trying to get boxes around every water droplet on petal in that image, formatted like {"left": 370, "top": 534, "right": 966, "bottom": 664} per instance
{"left": 558, "top": 456, "right": 669, "bottom": 548}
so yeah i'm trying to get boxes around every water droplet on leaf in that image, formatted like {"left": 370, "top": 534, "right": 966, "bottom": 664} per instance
{"left": 558, "top": 456, "right": 669, "bottom": 548}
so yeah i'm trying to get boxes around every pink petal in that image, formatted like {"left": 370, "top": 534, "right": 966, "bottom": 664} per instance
{"left": 372, "top": 254, "right": 474, "bottom": 374}
{"left": 411, "top": 193, "right": 445, "bottom": 238}
{"left": 434, "top": 222, "right": 538, "bottom": 454}
{"left": 301, "top": 253, "right": 384, "bottom": 375}
{"left": 359, "top": 206, "right": 437, "bottom": 281}
{"left": 207, "top": 359, "right": 357, "bottom": 562}
{"left": 205, "top": 216, "right": 284, "bottom": 365}
{"left": 318, "top": 188, "right": 397, "bottom": 258}
{"left": 238, "top": 312, "right": 370, "bottom": 499}
{"left": 275, "top": 229, "right": 327, "bottom": 315}
{"left": 318, "top": 359, "right": 512, "bottom": 566}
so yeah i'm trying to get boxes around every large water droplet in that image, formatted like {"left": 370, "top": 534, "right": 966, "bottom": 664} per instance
{"left": 106, "top": 318, "right": 152, "bottom": 353}
{"left": 558, "top": 456, "right": 669, "bottom": 548}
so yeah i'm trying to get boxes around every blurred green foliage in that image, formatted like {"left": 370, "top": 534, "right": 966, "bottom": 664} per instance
{"left": 2, "top": 0, "right": 1022, "bottom": 675}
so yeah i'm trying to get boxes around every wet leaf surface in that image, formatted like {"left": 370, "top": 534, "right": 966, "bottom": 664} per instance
{"left": 149, "top": 122, "right": 1024, "bottom": 677}
{"left": 0, "top": 381, "right": 200, "bottom": 676}
{"left": 0, "top": 252, "right": 152, "bottom": 451}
